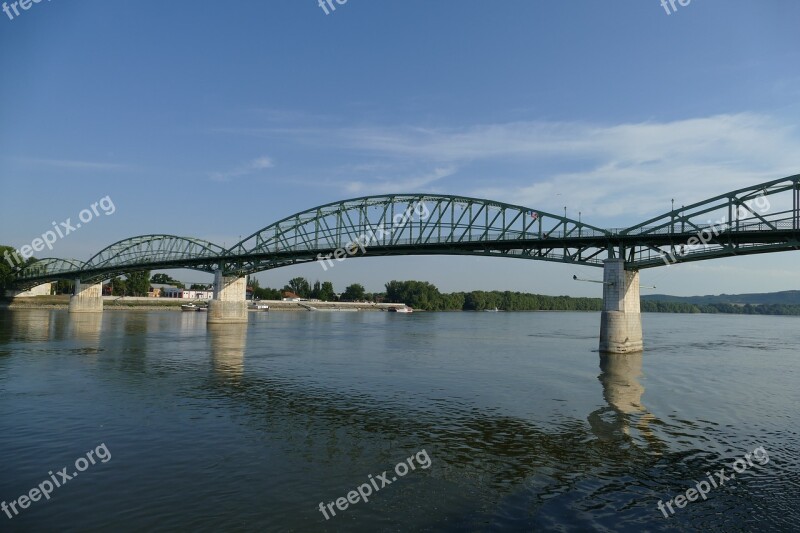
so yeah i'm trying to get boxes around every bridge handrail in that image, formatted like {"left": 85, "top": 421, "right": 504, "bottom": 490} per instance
{"left": 611, "top": 216, "right": 797, "bottom": 237}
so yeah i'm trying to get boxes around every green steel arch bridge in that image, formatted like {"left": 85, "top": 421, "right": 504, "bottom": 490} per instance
{"left": 10, "top": 174, "right": 800, "bottom": 353}
{"left": 13, "top": 174, "right": 800, "bottom": 286}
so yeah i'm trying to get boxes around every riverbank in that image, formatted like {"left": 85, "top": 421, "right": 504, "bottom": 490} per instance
{"left": 3, "top": 295, "right": 799, "bottom": 316}
{"left": 1, "top": 296, "right": 404, "bottom": 312}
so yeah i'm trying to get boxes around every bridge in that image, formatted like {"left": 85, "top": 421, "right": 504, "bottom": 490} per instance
{"left": 11, "top": 174, "right": 800, "bottom": 353}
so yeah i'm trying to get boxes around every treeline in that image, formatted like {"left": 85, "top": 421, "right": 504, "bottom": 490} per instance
{"left": 383, "top": 280, "right": 800, "bottom": 315}
{"left": 641, "top": 300, "right": 800, "bottom": 316}
{"left": 251, "top": 277, "right": 366, "bottom": 302}
{"left": 384, "top": 280, "right": 602, "bottom": 311}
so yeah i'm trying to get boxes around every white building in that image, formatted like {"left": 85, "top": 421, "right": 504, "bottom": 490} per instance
{"left": 161, "top": 287, "right": 214, "bottom": 300}
{"left": 5, "top": 282, "right": 52, "bottom": 298}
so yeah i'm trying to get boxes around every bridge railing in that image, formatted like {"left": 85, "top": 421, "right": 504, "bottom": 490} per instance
{"left": 613, "top": 215, "right": 798, "bottom": 237}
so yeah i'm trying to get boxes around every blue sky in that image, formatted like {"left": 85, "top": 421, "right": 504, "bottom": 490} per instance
{"left": 2, "top": 0, "right": 799, "bottom": 296}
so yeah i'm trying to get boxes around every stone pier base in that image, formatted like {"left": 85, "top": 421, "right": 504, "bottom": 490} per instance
{"left": 599, "top": 259, "right": 643, "bottom": 354}
{"left": 207, "top": 272, "right": 248, "bottom": 324}
{"left": 69, "top": 281, "right": 104, "bottom": 313}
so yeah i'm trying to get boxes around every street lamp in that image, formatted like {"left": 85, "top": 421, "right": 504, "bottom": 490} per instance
{"left": 671, "top": 198, "right": 675, "bottom": 234}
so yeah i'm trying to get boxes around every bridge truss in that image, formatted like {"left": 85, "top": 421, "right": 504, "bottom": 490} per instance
{"left": 11, "top": 175, "right": 800, "bottom": 288}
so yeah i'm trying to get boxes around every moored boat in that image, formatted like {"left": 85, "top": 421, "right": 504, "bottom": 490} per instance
{"left": 389, "top": 305, "right": 413, "bottom": 313}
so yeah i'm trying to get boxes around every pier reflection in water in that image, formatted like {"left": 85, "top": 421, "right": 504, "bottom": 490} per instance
{"left": 68, "top": 313, "right": 103, "bottom": 344}
{"left": 9, "top": 309, "right": 54, "bottom": 342}
{"left": 588, "top": 352, "right": 660, "bottom": 449}
{"left": 208, "top": 323, "right": 246, "bottom": 379}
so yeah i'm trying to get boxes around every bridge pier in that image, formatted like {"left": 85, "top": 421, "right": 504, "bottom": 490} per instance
{"left": 207, "top": 271, "right": 248, "bottom": 324}
{"left": 69, "top": 280, "right": 104, "bottom": 313}
{"left": 599, "top": 259, "right": 642, "bottom": 354}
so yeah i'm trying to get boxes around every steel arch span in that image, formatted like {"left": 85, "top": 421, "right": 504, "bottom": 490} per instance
{"left": 9, "top": 174, "right": 800, "bottom": 288}
{"left": 84, "top": 234, "right": 226, "bottom": 270}
{"left": 614, "top": 173, "right": 800, "bottom": 268}
{"left": 15, "top": 258, "right": 87, "bottom": 281}
{"left": 223, "top": 194, "right": 611, "bottom": 275}
{"left": 14, "top": 236, "right": 227, "bottom": 288}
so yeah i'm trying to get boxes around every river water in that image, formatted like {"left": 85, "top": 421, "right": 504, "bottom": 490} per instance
{"left": 0, "top": 309, "right": 797, "bottom": 532}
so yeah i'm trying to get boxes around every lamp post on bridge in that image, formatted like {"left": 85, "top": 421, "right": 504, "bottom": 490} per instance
{"left": 671, "top": 199, "right": 675, "bottom": 257}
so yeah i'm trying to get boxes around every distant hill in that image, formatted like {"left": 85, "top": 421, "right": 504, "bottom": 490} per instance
{"left": 642, "top": 290, "right": 800, "bottom": 306}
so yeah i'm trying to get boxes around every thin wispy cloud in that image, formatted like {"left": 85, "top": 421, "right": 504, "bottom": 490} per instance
{"left": 209, "top": 156, "right": 273, "bottom": 182}
{"left": 344, "top": 166, "right": 457, "bottom": 195}
{"left": 12, "top": 157, "right": 126, "bottom": 170}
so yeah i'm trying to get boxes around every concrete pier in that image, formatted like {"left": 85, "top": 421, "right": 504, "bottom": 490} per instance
{"left": 69, "top": 280, "right": 104, "bottom": 313}
{"left": 207, "top": 271, "right": 248, "bottom": 324}
{"left": 599, "top": 259, "right": 642, "bottom": 353}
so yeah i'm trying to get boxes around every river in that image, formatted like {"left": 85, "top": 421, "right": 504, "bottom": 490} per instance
{"left": 0, "top": 309, "right": 797, "bottom": 531}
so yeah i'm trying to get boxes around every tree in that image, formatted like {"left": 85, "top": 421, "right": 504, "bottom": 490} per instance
{"left": 0, "top": 245, "right": 15, "bottom": 295}
{"left": 342, "top": 283, "right": 366, "bottom": 301}
{"left": 0, "top": 247, "right": 42, "bottom": 296}
{"left": 125, "top": 271, "right": 151, "bottom": 297}
{"left": 151, "top": 273, "right": 171, "bottom": 284}
{"left": 110, "top": 276, "right": 127, "bottom": 296}
{"left": 311, "top": 280, "right": 321, "bottom": 299}
{"left": 385, "top": 280, "right": 443, "bottom": 310}
{"left": 287, "top": 277, "right": 311, "bottom": 298}
{"left": 318, "top": 281, "right": 336, "bottom": 301}
{"left": 253, "top": 286, "right": 281, "bottom": 300}
{"left": 151, "top": 273, "right": 184, "bottom": 288}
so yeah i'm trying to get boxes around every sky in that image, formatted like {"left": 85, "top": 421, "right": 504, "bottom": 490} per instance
{"left": 1, "top": 0, "right": 799, "bottom": 296}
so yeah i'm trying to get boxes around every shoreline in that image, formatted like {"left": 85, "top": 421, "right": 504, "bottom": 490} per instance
{"left": 0, "top": 297, "right": 403, "bottom": 312}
